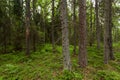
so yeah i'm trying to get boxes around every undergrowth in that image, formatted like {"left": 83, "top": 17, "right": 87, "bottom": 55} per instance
{"left": 0, "top": 44, "right": 120, "bottom": 80}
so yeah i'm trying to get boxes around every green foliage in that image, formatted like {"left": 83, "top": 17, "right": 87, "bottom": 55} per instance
{"left": 0, "top": 44, "right": 120, "bottom": 80}
{"left": 59, "top": 70, "right": 74, "bottom": 80}
{"left": 94, "top": 70, "right": 120, "bottom": 80}
{"left": 87, "top": 46, "right": 103, "bottom": 68}
{"left": 56, "top": 70, "right": 83, "bottom": 80}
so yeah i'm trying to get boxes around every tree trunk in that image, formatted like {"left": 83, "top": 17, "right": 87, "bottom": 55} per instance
{"left": 73, "top": 0, "right": 77, "bottom": 54}
{"left": 33, "top": 0, "right": 37, "bottom": 52}
{"left": 109, "top": 0, "right": 114, "bottom": 60}
{"left": 78, "top": 0, "right": 87, "bottom": 68}
{"left": 60, "top": 0, "right": 71, "bottom": 70}
{"left": 89, "top": 1, "right": 93, "bottom": 46}
{"left": 25, "top": 0, "right": 30, "bottom": 55}
{"left": 3, "top": 27, "right": 7, "bottom": 53}
{"left": 95, "top": 0, "right": 101, "bottom": 49}
{"left": 104, "top": 0, "right": 114, "bottom": 64}
{"left": 52, "top": 0, "right": 55, "bottom": 53}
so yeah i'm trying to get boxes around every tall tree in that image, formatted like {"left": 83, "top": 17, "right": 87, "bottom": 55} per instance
{"left": 104, "top": 0, "right": 114, "bottom": 64}
{"left": 109, "top": 0, "right": 114, "bottom": 60}
{"left": 60, "top": 0, "right": 71, "bottom": 70}
{"left": 52, "top": 0, "right": 55, "bottom": 53}
{"left": 95, "top": 0, "right": 101, "bottom": 49}
{"left": 78, "top": 0, "right": 87, "bottom": 67}
{"left": 25, "top": 0, "right": 31, "bottom": 55}
{"left": 32, "top": 0, "right": 37, "bottom": 52}
{"left": 13, "top": 0, "right": 23, "bottom": 51}
{"left": 73, "top": 0, "right": 77, "bottom": 54}
{"left": 89, "top": 1, "right": 93, "bottom": 46}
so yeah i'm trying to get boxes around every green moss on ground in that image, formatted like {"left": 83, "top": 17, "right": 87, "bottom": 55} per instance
{"left": 0, "top": 44, "right": 120, "bottom": 80}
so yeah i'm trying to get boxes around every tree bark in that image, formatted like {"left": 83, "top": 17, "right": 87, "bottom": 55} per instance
{"left": 95, "top": 0, "right": 101, "bottom": 49}
{"left": 78, "top": 0, "right": 87, "bottom": 68}
{"left": 25, "top": 0, "right": 30, "bottom": 55}
{"left": 89, "top": 1, "right": 93, "bottom": 46}
{"left": 32, "top": 0, "right": 37, "bottom": 52}
{"left": 60, "top": 0, "right": 71, "bottom": 70}
{"left": 73, "top": 0, "right": 77, "bottom": 54}
{"left": 52, "top": 0, "right": 55, "bottom": 53}
{"left": 109, "top": 0, "right": 114, "bottom": 60}
{"left": 104, "top": 0, "right": 114, "bottom": 64}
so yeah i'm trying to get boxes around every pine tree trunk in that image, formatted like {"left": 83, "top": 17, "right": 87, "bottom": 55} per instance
{"left": 104, "top": 0, "right": 114, "bottom": 64}
{"left": 3, "top": 27, "right": 7, "bottom": 53}
{"left": 78, "top": 0, "right": 87, "bottom": 68}
{"left": 95, "top": 0, "right": 101, "bottom": 49}
{"left": 73, "top": 0, "right": 77, "bottom": 54}
{"left": 108, "top": 0, "right": 114, "bottom": 60}
{"left": 60, "top": 0, "right": 71, "bottom": 70}
{"left": 89, "top": 1, "right": 93, "bottom": 46}
{"left": 52, "top": 0, "right": 55, "bottom": 53}
{"left": 25, "top": 0, "right": 30, "bottom": 55}
{"left": 33, "top": 0, "right": 36, "bottom": 52}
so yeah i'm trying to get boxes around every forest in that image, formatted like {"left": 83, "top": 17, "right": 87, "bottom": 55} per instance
{"left": 0, "top": 0, "right": 120, "bottom": 80}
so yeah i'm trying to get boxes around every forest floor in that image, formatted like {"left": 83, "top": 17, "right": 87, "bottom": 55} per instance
{"left": 0, "top": 43, "right": 120, "bottom": 80}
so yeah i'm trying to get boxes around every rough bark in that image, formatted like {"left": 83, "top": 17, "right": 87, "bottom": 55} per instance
{"left": 109, "top": 0, "right": 115, "bottom": 60}
{"left": 78, "top": 0, "right": 87, "bottom": 68}
{"left": 89, "top": 1, "right": 93, "bottom": 46}
{"left": 95, "top": 0, "right": 101, "bottom": 49}
{"left": 104, "top": 0, "right": 114, "bottom": 64}
{"left": 33, "top": 0, "right": 36, "bottom": 52}
{"left": 25, "top": 0, "right": 30, "bottom": 55}
{"left": 52, "top": 0, "right": 55, "bottom": 53}
{"left": 73, "top": 0, "right": 77, "bottom": 54}
{"left": 60, "top": 0, "right": 71, "bottom": 70}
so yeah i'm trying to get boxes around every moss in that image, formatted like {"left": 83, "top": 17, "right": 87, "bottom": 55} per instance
{"left": 0, "top": 44, "right": 120, "bottom": 80}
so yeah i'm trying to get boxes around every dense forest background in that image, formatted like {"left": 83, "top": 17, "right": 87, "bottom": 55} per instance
{"left": 0, "top": 0, "right": 120, "bottom": 80}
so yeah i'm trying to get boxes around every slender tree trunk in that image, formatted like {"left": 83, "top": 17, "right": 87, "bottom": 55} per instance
{"left": 108, "top": 0, "right": 114, "bottom": 60}
{"left": 104, "top": 0, "right": 109, "bottom": 64}
{"left": 33, "top": 0, "right": 37, "bottom": 52}
{"left": 8, "top": 0, "right": 11, "bottom": 45}
{"left": 95, "top": 0, "right": 101, "bottom": 49}
{"left": 25, "top": 0, "right": 30, "bottom": 55}
{"left": 73, "top": 0, "right": 77, "bottom": 54}
{"left": 89, "top": 1, "right": 93, "bottom": 46}
{"left": 78, "top": 0, "right": 87, "bottom": 68}
{"left": 41, "top": 9, "right": 46, "bottom": 44}
{"left": 52, "top": 0, "right": 55, "bottom": 53}
{"left": 60, "top": 0, "right": 71, "bottom": 70}
{"left": 3, "top": 27, "right": 6, "bottom": 53}
{"left": 104, "top": 0, "right": 114, "bottom": 64}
